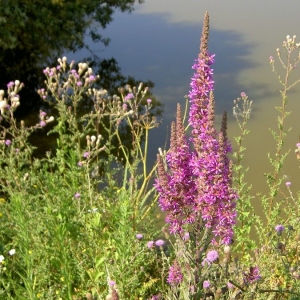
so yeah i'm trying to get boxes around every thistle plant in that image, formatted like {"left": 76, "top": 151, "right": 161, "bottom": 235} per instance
{"left": 0, "top": 57, "right": 163, "bottom": 299}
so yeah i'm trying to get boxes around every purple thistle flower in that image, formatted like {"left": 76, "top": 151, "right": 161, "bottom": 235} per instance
{"left": 155, "top": 239, "right": 165, "bottom": 247}
{"left": 167, "top": 262, "right": 183, "bottom": 285}
{"left": 136, "top": 233, "right": 143, "bottom": 240}
{"left": 5, "top": 140, "right": 11, "bottom": 146}
{"left": 125, "top": 93, "right": 134, "bottom": 101}
{"left": 83, "top": 152, "right": 90, "bottom": 158}
{"left": 203, "top": 280, "right": 210, "bottom": 289}
{"left": 275, "top": 224, "right": 285, "bottom": 233}
{"left": 109, "top": 280, "right": 116, "bottom": 287}
{"left": 147, "top": 241, "right": 155, "bottom": 249}
{"left": 285, "top": 181, "right": 291, "bottom": 187}
{"left": 40, "top": 121, "right": 46, "bottom": 127}
{"left": 77, "top": 161, "right": 83, "bottom": 167}
{"left": 74, "top": 193, "right": 81, "bottom": 198}
{"left": 206, "top": 250, "right": 219, "bottom": 263}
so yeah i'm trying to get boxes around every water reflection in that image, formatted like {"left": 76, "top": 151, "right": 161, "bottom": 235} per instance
{"left": 63, "top": 3, "right": 300, "bottom": 197}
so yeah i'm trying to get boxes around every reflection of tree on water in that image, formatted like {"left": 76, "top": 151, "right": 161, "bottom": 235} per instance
{"left": 0, "top": 1, "right": 163, "bottom": 161}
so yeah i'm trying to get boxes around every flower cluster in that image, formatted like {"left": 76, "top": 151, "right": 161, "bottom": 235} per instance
{"left": 167, "top": 261, "right": 183, "bottom": 285}
{"left": 155, "top": 12, "right": 237, "bottom": 244}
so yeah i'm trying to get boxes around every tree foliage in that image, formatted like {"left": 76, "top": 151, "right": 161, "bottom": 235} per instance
{"left": 0, "top": 0, "right": 144, "bottom": 109}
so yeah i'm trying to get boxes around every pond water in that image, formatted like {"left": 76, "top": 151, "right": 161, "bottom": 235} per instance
{"left": 67, "top": 1, "right": 300, "bottom": 202}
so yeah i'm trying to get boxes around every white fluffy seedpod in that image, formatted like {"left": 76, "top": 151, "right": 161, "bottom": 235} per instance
{"left": 0, "top": 100, "right": 8, "bottom": 115}
{"left": 45, "top": 116, "right": 55, "bottom": 123}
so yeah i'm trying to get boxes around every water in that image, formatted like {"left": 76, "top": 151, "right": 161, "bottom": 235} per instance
{"left": 66, "top": 0, "right": 300, "bottom": 198}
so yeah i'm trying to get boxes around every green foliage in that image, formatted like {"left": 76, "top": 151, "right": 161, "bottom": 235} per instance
{"left": 0, "top": 59, "right": 162, "bottom": 299}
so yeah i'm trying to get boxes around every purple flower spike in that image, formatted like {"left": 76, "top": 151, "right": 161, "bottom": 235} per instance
{"left": 155, "top": 12, "right": 237, "bottom": 244}
{"left": 167, "top": 262, "right": 183, "bottom": 285}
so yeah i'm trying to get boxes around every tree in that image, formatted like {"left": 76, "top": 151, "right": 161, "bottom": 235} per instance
{"left": 0, "top": 0, "right": 144, "bottom": 110}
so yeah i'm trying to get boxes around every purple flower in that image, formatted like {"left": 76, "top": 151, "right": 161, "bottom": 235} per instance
{"left": 40, "top": 111, "right": 47, "bottom": 117}
{"left": 155, "top": 12, "right": 237, "bottom": 244}
{"left": 77, "top": 161, "right": 83, "bottom": 167}
{"left": 167, "top": 262, "right": 183, "bottom": 285}
{"left": 40, "top": 121, "right": 46, "bottom": 127}
{"left": 89, "top": 75, "right": 96, "bottom": 81}
{"left": 7, "top": 81, "right": 14, "bottom": 89}
{"left": 109, "top": 280, "right": 116, "bottom": 287}
{"left": 136, "top": 233, "right": 143, "bottom": 240}
{"left": 285, "top": 181, "right": 292, "bottom": 187}
{"left": 76, "top": 81, "right": 83, "bottom": 87}
{"left": 5, "top": 140, "right": 11, "bottom": 146}
{"left": 74, "top": 193, "right": 81, "bottom": 198}
{"left": 124, "top": 93, "right": 134, "bottom": 101}
{"left": 227, "top": 282, "right": 234, "bottom": 289}
{"left": 275, "top": 224, "right": 284, "bottom": 233}
{"left": 83, "top": 152, "right": 90, "bottom": 158}
{"left": 183, "top": 232, "right": 190, "bottom": 241}
{"left": 206, "top": 250, "right": 219, "bottom": 263}
{"left": 203, "top": 280, "right": 210, "bottom": 288}
{"left": 243, "top": 266, "right": 261, "bottom": 285}
{"left": 147, "top": 98, "right": 152, "bottom": 104}
{"left": 155, "top": 239, "right": 165, "bottom": 247}
{"left": 147, "top": 241, "right": 155, "bottom": 249}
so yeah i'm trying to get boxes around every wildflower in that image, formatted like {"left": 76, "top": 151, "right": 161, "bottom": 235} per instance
{"left": 8, "top": 249, "right": 15, "bottom": 256}
{"left": 74, "top": 193, "right": 81, "bottom": 199}
{"left": 40, "top": 111, "right": 47, "bottom": 117}
{"left": 0, "top": 255, "right": 4, "bottom": 263}
{"left": 203, "top": 280, "right": 210, "bottom": 288}
{"left": 109, "top": 280, "right": 116, "bottom": 287}
{"left": 167, "top": 262, "right": 183, "bottom": 285}
{"left": 40, "top": 121, "right": 46, "bottom": 127}
{"left": 243, "top": 266, "right": 261, "bottom": 285}
{"left": 155, "top": 12, "right": 237, "bottom": 243}
{"left": 275, "top": 224, "right": 285, "bottom": 234}
{"left": 5, "top": 140, "right": 11, "bottom": 146}
{"left": 183, "top": 232, "right": 190, "bottom": 241}
{"left": 77, "top": 161, "right": 83, "bottom": 167}
{"left": 125, "top": 93, "right": 134, "bottom": 101}
{"left": 155, "top": 239, "right": 165, "bottom": 247}
{"left": 136, "top": 233, "right": 143, "bottom": 240}
{"left": 285, "top": 181, "right": 292, "bottom": 187}
{"left": 147, "top": 241, "right": 155, "bottom": 249}
{"left": 206, "top": 250, "right": 219, "bottom": 263}
{"left": 76, "top": 81, "right": 83, "bottom": 87}
{"left": 147, "top": 98, "right": 152, "bottom": 104}
{"left": 83, "top": 152, "right": 90, "bottom": 158}
{"left": 227, "top": 282, "right": 234, "bottom": 289}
